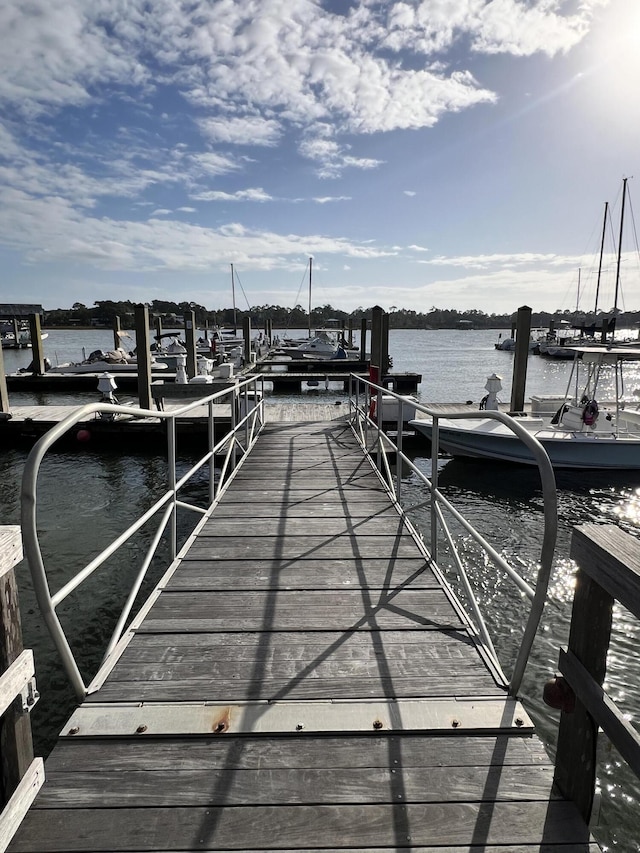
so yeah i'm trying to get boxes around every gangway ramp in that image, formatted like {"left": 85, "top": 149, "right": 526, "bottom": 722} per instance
{"left": 9, "top": 420, "right": 594, "bottom": 851}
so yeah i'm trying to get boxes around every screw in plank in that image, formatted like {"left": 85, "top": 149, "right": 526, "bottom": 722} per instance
{"left": 136, "top": 725, "right": 147, "bottom": 734}
{"left": 68, "top": 726, "right": 79, "bottom": 735}
{"left": 373, "top": 719, "right": 384, "bottom": 730}
{"left": 451, "top": 719, "right": 460, "bottom": 728}
{"left": 295, "top": 723, "right": 304, "bottom": 731}
{"left": 515, "top": 717, "right": 524, "bottom": 727}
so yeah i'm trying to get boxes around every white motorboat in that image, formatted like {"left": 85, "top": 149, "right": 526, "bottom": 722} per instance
{"left": 410, "top": 347, "right": 640, "bottom": 470}
{"left": 277, "top": 331, "right": 349, "bottom": 360}
{"left": 47, "top": 348, "right": 169, "bottom": 374}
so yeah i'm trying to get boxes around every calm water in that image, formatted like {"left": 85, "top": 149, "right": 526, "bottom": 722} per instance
{"left": 2, "top": 328, "right": 640, "bottom": 850}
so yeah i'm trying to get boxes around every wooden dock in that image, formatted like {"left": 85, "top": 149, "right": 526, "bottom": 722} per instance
{"left": 8, "top": 420, "right": 594, "bottom": 850}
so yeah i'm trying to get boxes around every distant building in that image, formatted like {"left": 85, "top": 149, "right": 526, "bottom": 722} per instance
{"left": 0, "top": 303, "right": 44, "bottom": 320}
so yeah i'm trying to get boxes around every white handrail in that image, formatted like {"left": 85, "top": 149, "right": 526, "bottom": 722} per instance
{"left": 21, "top": 376, "right": 265, "bottom": 701}
{"left": 348, "top": 377, "right": 558, "bottom": 697}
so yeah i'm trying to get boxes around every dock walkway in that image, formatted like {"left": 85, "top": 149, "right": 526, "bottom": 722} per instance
{"left": 9, "top": 420, "right": 594, "bottom": 851}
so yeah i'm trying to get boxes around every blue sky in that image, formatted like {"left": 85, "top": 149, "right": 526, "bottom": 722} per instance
{"left": 1, "top": 0, "right": 639, "bottom": 315}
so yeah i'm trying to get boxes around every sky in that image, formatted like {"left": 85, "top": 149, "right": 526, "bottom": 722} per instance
{"left": 1, "top": 0, "right": 639, "bottom": 316}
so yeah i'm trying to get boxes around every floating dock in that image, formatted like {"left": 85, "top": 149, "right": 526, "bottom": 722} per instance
{"left": 8, "top": 419, "right": 593, "bottom": 851}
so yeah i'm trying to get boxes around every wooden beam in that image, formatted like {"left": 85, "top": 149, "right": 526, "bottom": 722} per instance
{"left": 134, "top": 304, "right": 152, "bottom": 411}
{"left": 554, "top": 527, "right": 615, "bottom": 823}
{"left": 0, "top": 528, "right": 34, "bottom": 808}
{"left": 183, "top": 311, "right": 197, "bottom": 380}
{"left": 26, "top": 315, "right": 44, "bottom": 377}
{"left": 0, "top": 346, "right": 9, "bottom": 416}
{"left": 571, "top": 523, "right": 640, "bottom": 621}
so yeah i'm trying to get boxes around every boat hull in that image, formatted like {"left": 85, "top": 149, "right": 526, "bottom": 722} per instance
{"left": 410, "top": 417, "right": 640, "bottom": 470}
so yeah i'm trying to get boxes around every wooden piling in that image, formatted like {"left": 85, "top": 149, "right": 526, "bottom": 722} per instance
{"left": 243, "top": 317, "right": 252, "bottom": 366}
{"left": 27, "top": 314, "right": 45, "bottom": 376}
{"left": 360, "top": 318, "right": 367, "bottom": 360}
{"left": 112, "top": 317, "right": 122, "bottom": 351}
{"left": 183, "top": 312, "right": 197, "bottom": 380}
{"left": 510, "top": 305, "right": 531, "bottom": 413}
{"left": 135, "top": 304, "right": 153, "bottom": 411}
{"left": 0, "top": 344, "right": 9, "bottom": 416}
{"left": 0, "top": 527, "right": 34, "bottom": 806}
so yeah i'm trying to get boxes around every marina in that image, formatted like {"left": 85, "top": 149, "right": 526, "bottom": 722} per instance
{"left": 0, "top": 326, "right": 640, "bottom": 850}
{"left": 1, "top": 396, "right": 599, "bottom": 850}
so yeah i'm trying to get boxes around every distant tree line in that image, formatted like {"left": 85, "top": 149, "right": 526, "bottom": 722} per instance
{"left": 42, "top": 299, "right": 640, "bottom": 331}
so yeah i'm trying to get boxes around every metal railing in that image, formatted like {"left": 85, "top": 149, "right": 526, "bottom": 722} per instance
{"left": 348, "top": 378, "right": 558, "bottom": 696}
{"left": 21, "top": 376, "right": 265, "bottom": 701}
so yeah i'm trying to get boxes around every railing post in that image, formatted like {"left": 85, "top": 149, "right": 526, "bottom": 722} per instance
{"left": 553, "top": 526, "right": 614, "bottom": 823}
{"left": 396, "top": 400, "right": 403, "bottom": 501}
{"left": 430, "top": 416, "right": 439, "bottom": 563}
{"left": 167, "top": 418, "right": 177, "bottom": 560}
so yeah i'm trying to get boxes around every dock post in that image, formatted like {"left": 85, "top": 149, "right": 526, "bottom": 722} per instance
{"left": 360, "top": 318, "right": 367, "bottom": 359}
{"left": 113, "top": 316, "right": 122, "bottom": 351}
{"left": 183, "top": 311, "right": 197, "bottom": 380}
{"left": 552, "top": 525, "right": 618, "bottom": 823}
{"left": 370, "top": 306, "right": 384, "bottom": 420}
{"left": 0, "top": 344, "right": 9, "bottom": 415}
{"left": 347, "top": 319, "right": 353, "bottom": 348}
{"left": 243, "top": 317, "right": 252, "bottom": 366}
{"left": 135, "top": 304, "right": 153, "bottom": 411}
{"left": 0, "top": 527, "right": 34, "bottom": 806}
{"left": 155, "top": 316, "right": 163, "bottom": 346}
{"left": 12, "top": 320, "right": 20, "bottom": 348}
{"left": 27, "top": 314, "right": 45, "bottom": 376}
{"left": 510, "top": 305, "right": 531, "bottom": 413}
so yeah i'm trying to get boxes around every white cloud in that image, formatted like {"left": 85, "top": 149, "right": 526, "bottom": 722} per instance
{"left": 177, "top": 206, "right": 196, "bottom": 212}
{"left": 404, "top": 190, "right": 417, "bottom": 197}
{"left": 197, "top": 116, "right": 282, "bottom": 146}
{"left": 408, "top": 244, "right": 429, "bottom": 252}
{"left": 313, "top": 196, "right": 351, "bottom": 204}
{"left": 0, "top": 185, "right": 393, "bottom": 272}
{"left": 189, "top": 152, "right": 240, "bottom": 177}
{"left": 194, "top": 188, "right": 273, "bottom": 202}
{"left": 421, "top": 251, "right": 561, "bottom": 269}
{"left": 150, "top": 208, "right": 171, "bottom": 216}
{"left": 299, "top": 135, "right": 383, "bottom": 178}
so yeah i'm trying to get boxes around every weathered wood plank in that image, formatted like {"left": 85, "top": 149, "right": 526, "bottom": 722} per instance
{"left": 198, "top": 517, "right": 410, "bottom": 536}
{"left": 0, "top": 527, "right": 22, "bottom": 577}
{"left": 87, "top": 674, "right": 502, "bottom": 702}
{"left": 209, "top": 504, "right": 395, "bottom": 518}
{"left": 107, "top": 646, "right": 488, "bottom": 682}
{"left": 218, "top": 488, "right": 389, "bottom": 502}
{"left": 570, "top": 523, "right": 640, "bottom": 620}
{"left": 137, "top": 589, "right": 465, "bottom": 632}
{"left": 44, "top": 734, "right": 553, "bottom": 773}
{"left": 36, "top": 764, "right": 557, "bottom": 807}
{"left": 8, "top": 801, "right": 591, "bottom": 851}
{"left": 184, "top": 536, "right": 425, "bottom": 560}
{"left": 166, "top": 559, "right": 437, "bottom": 590}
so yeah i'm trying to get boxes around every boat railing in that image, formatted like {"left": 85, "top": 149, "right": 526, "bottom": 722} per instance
{"left": 348, "top": 378, "right": 558, "bottom": 697}
{"left": 21, "top": 375, "right": 265, "bottom": 701}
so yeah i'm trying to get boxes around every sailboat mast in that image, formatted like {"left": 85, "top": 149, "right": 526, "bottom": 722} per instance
{"left": 230, "top": 263, "right": 237, "bottom": 335}
{"left": 594, "top": 201, "right": 608, "bottom": 316}
{"left": 613, "top": 178, "right": 628, "bottom": 317}
{"left": 308, "top": 256, "right": 312, "bottom": 338}
{"left": 576, "top": 268, "right": 581, "bottom": 314}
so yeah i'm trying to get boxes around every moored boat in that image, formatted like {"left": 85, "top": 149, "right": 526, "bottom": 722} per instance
{"left": 410, "top": 346, "right": 640, "bottom": 470}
